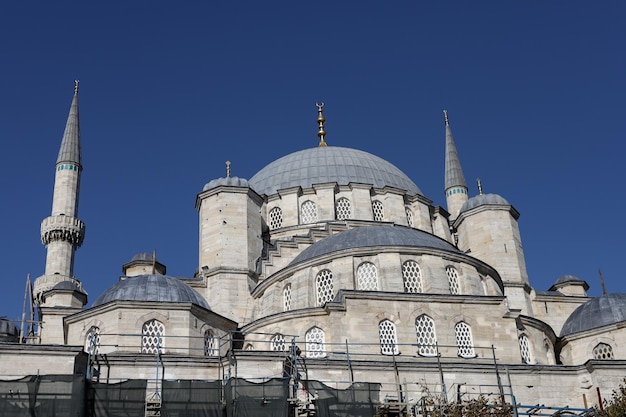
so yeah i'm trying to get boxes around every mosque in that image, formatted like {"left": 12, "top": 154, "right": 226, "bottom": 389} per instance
{"left": 0, "top": 83, "right": 624, "bottom": 416}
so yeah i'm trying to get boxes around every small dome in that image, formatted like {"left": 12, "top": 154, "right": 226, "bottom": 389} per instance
{"left": 203, "top": 176, "right": 249, "bottom": 191}
{"left": 290, "top": 225, "right": 460, "bottom": 266}
{"left": 560, "top": 293, "right": 626, "bottom": 337}
{"left": 249, "top": 146, "right": 422, "bottom": 196}
{"left": 131, "top": 252, "right": 155, "bottom": 262}
{"left": 92, "top": 274, "right": 209, "bottom": 309}
{"left": 550, "top": 274, "right": 589, "bottom": 291}
{"left": 460, "top": 193, "right": 510, "bottom": 213}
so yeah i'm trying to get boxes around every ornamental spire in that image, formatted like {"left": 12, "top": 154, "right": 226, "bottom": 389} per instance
{"left": 316, "top": 102, "right": 327, "bottom": 147}
{"left": 477, "top": 178, "right": 483, "bottom": 195}
{"left": 57, "top": 81, "right": 82, "bottom": 166}
{"left": 226, "top": 160, "right": 231, "bottom": 177}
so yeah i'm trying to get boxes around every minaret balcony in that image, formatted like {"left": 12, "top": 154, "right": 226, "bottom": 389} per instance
{"left": 33, "top": 274, "right": 85, "bottom": 302}
{"left": 41, "top": 215, "right": 85, "bottom": 246}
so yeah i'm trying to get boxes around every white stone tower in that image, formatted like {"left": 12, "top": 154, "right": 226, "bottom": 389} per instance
{"left": 443, "top": 111, "right": 468, "bottom": 220}
{"left": 196, "top": 163, "right": 263, "bottom": 323}
{"left": 33, "top": 82, "right": 86, "bottom": 308}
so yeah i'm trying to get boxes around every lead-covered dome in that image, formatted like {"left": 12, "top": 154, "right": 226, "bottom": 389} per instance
{"left": 249, "top": 146, "right": 422, "bottom": 196}
{"left": 92, "top": 274, "right": 210, "bottom": 309}
{"left": 290, "top": 225, "right": 460, "bottom": 266}
{"left": 560, "top": 293, "right": 626, "bottom": 337}
{"left": 460, "top": 193, "right": 510, "bottom": 213}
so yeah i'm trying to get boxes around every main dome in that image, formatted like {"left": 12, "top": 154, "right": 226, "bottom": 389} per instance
{"left": 249, "top": 146, "right": 422, "bottom": 196}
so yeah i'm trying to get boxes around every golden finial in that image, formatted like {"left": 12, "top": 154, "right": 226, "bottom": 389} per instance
{"left": 477, "top": 178, "right": 483, "bottom": 195}
{"left": 225, "top": 160, "right": 231, "bottom": 177}
{"left": 316, "top": 102, "right": 327, "bottom": 147}
{"left": 74, "top": 80, "right": 79, "bottom": 93}
{"left": 443, "top": 110, "right": 449, "bottom": 126}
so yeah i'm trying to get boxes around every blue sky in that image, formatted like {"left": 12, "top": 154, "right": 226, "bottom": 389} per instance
{"left": 1, "top": 1, "right": 624, "bottom": 321}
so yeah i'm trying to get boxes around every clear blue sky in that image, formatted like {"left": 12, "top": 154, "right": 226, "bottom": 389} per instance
{"left": 1, "top": 1, "right": 624, "bottom": 321}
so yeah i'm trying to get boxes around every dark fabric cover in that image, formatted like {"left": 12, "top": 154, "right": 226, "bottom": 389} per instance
{"left": 304, "top": 380, "right": 381, "bottom": 417}
{"left": 161, "top": 379, "right": 222, "bottom": 417}
{"left": 88, "top": 379, "right": 147, "bottom": 417}
{"left": 0, "top": 374, "right": 76, "bottom": 417}
{"left": 224, "top": 378, "right": 289, "bottom": 417}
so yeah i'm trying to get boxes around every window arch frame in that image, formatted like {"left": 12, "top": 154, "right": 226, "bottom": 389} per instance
{"left": 85, "top": 326, "right": 101, "bottom": 356}
{"left": 335, "top": 197, "right": 353, "bottom": 220}
{"left": 300, "top": 200, "right": 318, "bottom": 224}
{"left": 378, "top": 319, "right": 399, "bottom": 356}
{"left": 305, "top": 327, "right": 326, "bottom": 358}
{"left": 268, "top": 206, "right": 283, "bottom": 230}
{"left": 283, "top": 283, "right": 292, "bottom": 311}
{"left": 356, "top": 261, "right": 379, "bottom": 291}
{"left": 518, "top": 333, "right": 534, "bottom": 364}
{"left": 315, "top": 269, "right": 334, "bottom": 306}
{"left": 415, "top": 314, "right": 437, "bottom": 357}
{"left": 141, "top": 319, "right": 165, "bottom": 354}
{"left": 270, "top": 333, "right": 287, "bottom": 352}
{"left": 592, "top": 342, "right": 614, "bottom": 360}
{"left": 446, "top": 266, "right": 460, "bottom": 295}
{"left": 372, "top": 200, "right": 384, "bottom": 222}
{"left": 204, "top": 329, "right": 217, "bottom": 357}
{"left": 402, "top": 260, "right": 423, "bottom": 293}
{"left": 454, "top": 321, "right": 476, "bottom": 358}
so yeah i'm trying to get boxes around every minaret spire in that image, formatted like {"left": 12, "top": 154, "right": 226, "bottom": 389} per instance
{"left": 443, "top": 110, "right": 468, "bottom": 219}
{"left": 316, "top": 102, "right": 327, "bottom": 147}
{"left": 33, "top": 82, "right": 86, "bottom": 305}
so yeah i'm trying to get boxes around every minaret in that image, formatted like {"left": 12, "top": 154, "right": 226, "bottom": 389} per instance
{"left": 443, "top": 110, "right": 468, "bottom": 219}
{"left": 33, "top": 81, "right": 86, "bottom": 304}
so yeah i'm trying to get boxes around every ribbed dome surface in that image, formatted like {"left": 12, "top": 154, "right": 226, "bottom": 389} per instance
{"left": 290, "top": 225, "right": 460, "bottom": 266}
{"left": 249, "top": 147, "right": 421, "bottom": 196}
{"left": 460, "top": 193, "right": 509, "bottom": 213}
{"left": 203, "top": 176, "right": 249, "bottom": 191}
{"left": 560, "top": 294, "right": 626, "bottom": 336}
{"left": 92, "top": 274, "right": 209, "bottom": 309}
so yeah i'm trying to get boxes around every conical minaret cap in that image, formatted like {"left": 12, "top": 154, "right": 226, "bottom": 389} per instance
{"left": 444, "top": 110, "right": 467, "bottom": 190}
{"left": 56, "top": 81, "right": 81, "bottom": 166}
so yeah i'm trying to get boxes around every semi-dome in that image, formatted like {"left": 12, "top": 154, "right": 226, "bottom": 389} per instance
{"left": 203, "top": 176, "right": 249, "bottom": 191}
{"left": 92, "top": 274, "right": 210, "bottom": 309}
{"left": 249, "top": 146, "right": 422, "bottom": 196}
{"left": 560, "top": 293, "right": 626, "bottom": 337}
{"left": 460, "top": 193, "right": 509, "bottom": 213}
{"left": 290, "top": 225, "right": 460, "bottom": 266}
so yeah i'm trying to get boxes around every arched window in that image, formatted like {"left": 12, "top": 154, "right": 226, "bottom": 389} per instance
{"left": 244, "top": 343, "right": 254, "bottom": 351}
{"left": 446, "top": 266, "right": 460, "bottom": 295}
{"left": 269, "top": 207, "right": 283, "bottom": 229}
{"left": 405, "top": 207, "right": 414, "bottom": 227}
{"left": 455, "top": 322, "right": 475, "bottom": 358}
{"left": 316, "top": 270, "right": 334, "bottom": 306}
{"left": 270, "top": 334, "right": 286, "bottom": 351}
{"left": 357, "top": 262, "right": 378, "bottom": 290}
{"left": 85, "top": 326, "right": 101, "bottom": 356}
{"left": 593, "top": 343, "right": 614, "bottom": 360}
{"left": 518, "top": 334, "right": 533, "bottom": 364}
{"left": 335, "top": 198, "right": 352, "bottom": 220}
{"left": 283, "top": 284, "right": 292, "bottom": 311}
{"left": 301, "top": 200, "right": 318, "bottom": 224}
{"left": 372, "top": 200, "right": 384, "bottom": 222}
{"left": 204, "top": 329, "right": 217, "bottom": 356}
{"left": 141, "top": 319, "right": 164, "bottom": 354}
{"left": 402, "top": 261, "right": 423, "bottom": 293}
{"left": 415, "top": 315, "right": 437, "bottom": 357}
{"left": 379, "top": 320, "right": 399, "bottom": 355}
{"left": 306, "top": 327, "right": 326, "bottom": 358}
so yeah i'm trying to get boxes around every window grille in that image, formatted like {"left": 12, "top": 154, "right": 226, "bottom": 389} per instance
{"left": 593, "top": 343, "right": 614, "bottom": 359}
{"left": 379, "top": 320, "right": 398, "bottom": 355}
{"left": 335, "top": 198, "right": 352, "bottom": 220}
{"left": 316, "top": 270, "right": 334, "bottom": 306}
{"left": 518, "top": 334, "right": 533, "bottom": 364}
{"left": 271, "top": 334, "right": 286, "bottom": 351}
{"left": 269, "top": 207, "right": 283, "bottom": 229}
{"left": 357, "top": 262, "right": 378, "bottom": 290}
{"left": 306, "top": 327, "right": 326, "bottom": 358}
{"left": 372, "top": 200, "right": 384, "bottom": 222}
{"left": 415, "top": 315, "right": 437, "bottom": 356}
{"left": 283, "top": 284, "right": 292, "bottom": 311}
{"left": 446, "top": 266, "right": 460, "bottom": 295}
{"left": 402, "top": 260, "right": 423, "bottom": 293}
{"left": 455, "top": 322, "right": 475, "bottom": 358}
{"left": 85, "top": 326, "right": 100, "bottom": 356}
{"left": 141, "top": 319, "right": 164, "bottom": 354}
{"left": 301, "top": 200, "right": 318, "bottom": 224}
{"left": 204, "top": 329, "right": 217, "bottom": 356}
{"left": 405, "top": 207, "right": 414, "bottom": 227}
